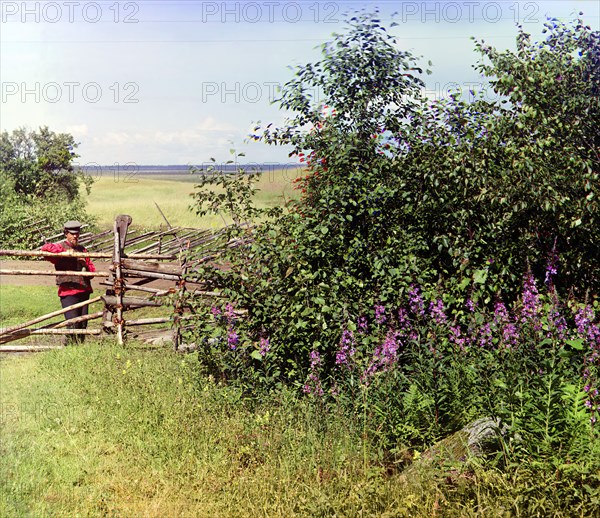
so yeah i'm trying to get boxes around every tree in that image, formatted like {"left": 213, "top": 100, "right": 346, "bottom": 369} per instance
{"left": 189, "top": 12, "right": 600, "bottom": 386}
{"left": 0, "top": 127, "right": 94, "bottom": 249}
{"left": 0, "top": 126, "right": 89, "bottom": 201}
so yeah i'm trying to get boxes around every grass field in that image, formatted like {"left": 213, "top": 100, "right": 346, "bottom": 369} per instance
{"left": 0, "top": 286, "right": 61, "bottom": 327}
{"left": 85, "top": 168, "right": 302, "bottom": 230}
{"left": 0, "top": 343, "right": 503, "bottom": 517}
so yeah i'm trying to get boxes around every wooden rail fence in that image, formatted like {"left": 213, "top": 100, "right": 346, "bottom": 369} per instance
{"left": 0, "top": 215, "right": 226, "bottom": 351}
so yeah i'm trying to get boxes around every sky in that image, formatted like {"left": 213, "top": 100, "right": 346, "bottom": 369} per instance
{"left": 1, "top": 0, "right": 598, "bottom": 169}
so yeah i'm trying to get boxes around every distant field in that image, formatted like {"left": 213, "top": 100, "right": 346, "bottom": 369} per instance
{"left": 85, "top": 168, "right": 302, "bottom": 230}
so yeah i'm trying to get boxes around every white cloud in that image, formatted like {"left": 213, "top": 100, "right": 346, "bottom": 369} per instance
{"left": 64, "top": 124, "right": 89, "bottom": 137}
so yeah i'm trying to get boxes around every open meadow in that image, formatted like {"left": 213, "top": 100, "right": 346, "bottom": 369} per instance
{"left": 84, "top": 168, "right": 302, "bottom": 230}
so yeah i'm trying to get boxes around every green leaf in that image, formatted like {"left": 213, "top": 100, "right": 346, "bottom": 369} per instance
{"left": 250, "top": 350, "right": 263, "bottom": 361}
{"left": 473, "top": 269, "right": 488, "bottom": 285}
{"left": 565, "top": 338, "right": 584, "bottom": 350}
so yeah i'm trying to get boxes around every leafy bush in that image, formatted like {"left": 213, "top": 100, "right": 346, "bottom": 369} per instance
{"left": 188, "top": 12, "right": 599, "bottom": 386}
{"left": 0, "top": 127, "right": 95, "bottom": 249}
{"left": 0, "top": 182, "right": 94, "bottom": 249}
{"left": 0, "top": 126, "right": 91, "bottom": 200}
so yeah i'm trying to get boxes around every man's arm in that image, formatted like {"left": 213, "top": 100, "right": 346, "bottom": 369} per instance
{"left": 41, "top": 242, "right": 66, "bottom": 264}
{"left": 83, "top": 255, "right": 96, "bottom": 272}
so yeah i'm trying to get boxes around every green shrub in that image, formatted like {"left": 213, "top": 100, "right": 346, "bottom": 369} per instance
{"left": 180, "top": 21, "right": 600, "bottom": 510}
{"left": 187, "top": 12, "right": 599, "bottom": 387}
{"left": 0, "top": 126, "right": 95, "bottom": 249}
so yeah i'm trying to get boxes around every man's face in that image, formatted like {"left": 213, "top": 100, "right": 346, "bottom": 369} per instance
{"left": 65, "top": 230, "right": 80, "bottom": 246}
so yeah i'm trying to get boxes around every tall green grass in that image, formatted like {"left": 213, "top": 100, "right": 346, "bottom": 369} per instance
{"left": 0, "top": 344, "right": 429, "bottom": 516}
{"left": 2, "top": 341, "right": 595, "bottom": 516}
{"left": 85, "top": 169, "right": 301, "bottom": 230}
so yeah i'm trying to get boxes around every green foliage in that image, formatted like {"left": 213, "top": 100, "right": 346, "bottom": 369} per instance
{"left": 189, "top": 154, "right": 276, "bottom": 227}
{"left": 188, "top": 12, "right": 599, "bottom": 383}
{"left": 0, "top": 126, "right": 95, "bottom": 248}
{"left": 184, "top": 13, "right": 600, "bottom": 506}
{"left": 0, "top": 189, "right": 94, "bottom": 249}
{"left": 0, "top": 126, "right": 90, "bottom": 200}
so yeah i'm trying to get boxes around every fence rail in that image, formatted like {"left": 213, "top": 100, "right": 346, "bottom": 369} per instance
{"left": 0, "top": 215, "right": 228, "bottom": 351}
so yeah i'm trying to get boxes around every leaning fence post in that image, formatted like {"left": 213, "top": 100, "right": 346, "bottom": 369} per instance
{"left": 113, "top": 220, "right": 124, "bottom": 345}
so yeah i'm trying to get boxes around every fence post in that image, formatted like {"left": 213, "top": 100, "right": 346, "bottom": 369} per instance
{"left": 113, "top": 220, "right": 125, "bottom": 345}
{"left": 172, "top": 256, "right": 188, "bottom": 351}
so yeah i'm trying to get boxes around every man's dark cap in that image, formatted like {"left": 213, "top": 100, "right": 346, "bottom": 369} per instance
{"left": 63, "top": 220, "right": 83, "bottom": 233}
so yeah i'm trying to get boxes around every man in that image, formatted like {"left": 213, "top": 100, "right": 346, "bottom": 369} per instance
{"left": 41, "top": 220, "right": 96, "bottom": 343}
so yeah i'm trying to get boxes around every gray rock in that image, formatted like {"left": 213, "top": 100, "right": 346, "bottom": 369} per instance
{"left": 462, "top": 417, "right": 510, "bottom": 456}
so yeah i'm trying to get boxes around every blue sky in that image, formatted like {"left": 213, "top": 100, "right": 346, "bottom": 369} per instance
{"left": 1, "top": 1, "right": 598, "bottom": 167}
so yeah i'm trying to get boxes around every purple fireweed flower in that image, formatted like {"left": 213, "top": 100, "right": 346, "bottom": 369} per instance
{"left": 479, "top": 322, "right": 493, "bottom": 348}
{"left": 575, "top": 306, "right": 600, "bottom": 346}
{"left": 547, "top": 303, "right": 568, "bottom": 340}
{"left": 303, "top": 375, "right": 324, "bottom": 396}
{"left": 466, "top": 299, "right": 476, "bottom": 312}
{"left": 575, "top": 306, "right": 594, "bottom": 338}
{"left": 224, "top": 302, "right": 236, "bottom": 323}
{"left": 380, "top": 330, "right": 400, "bottom": 366}
{"left": 309, "top": 350, "right": 322, "bottom": 366}
{"left": 396, "top": 307, "right": 416, "bottom": 341}
{"left": 375, "top": 304, "right": 387, "bottom": 324}
{"left": 545, "top": 241, "right": 559, "bottom": 286}
{"left": 502, "top": 323, "right": 519, "bottom": 348}
{"left": 545, "top": 258, "right": 558, "bottom": 286}
{"left": 227, "top": 329, "right": 239, "bottom": 350}
{"left": 259, "top": 338, "right": 270, "bottom": 357}
{"left": 408, "top": 285, "right": 425, "bottom": 316}
{"left": 304, "top": 349, "right": 324, "bottom": 396}
{"left": 494, "top": 301, "right": 510, "bottom": 325}
{"left": 494, "top": 300, "right": 518, "bottom": 348}
{"left": 430, "top": 299, "right": 447, "bottom": 324}
{"left": 336, "top": 329, "right": 356, "bottom": 367}
{"left": 211, "top": 306, "right": 222, "bottom": 318}
{"left": 397, "top": 308, "right": 410, "bottom": 328}
{"left": 449, "top": 325, "right": 466, "bottom": 350}
{"left": 357, "top": 315, "right": 369, "bottom": 334}
{"left": 364, "top": 331, "right": 401, "bottom": 378}
{"left": 521, "top": 272, "right": 541, "bottom": 328}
